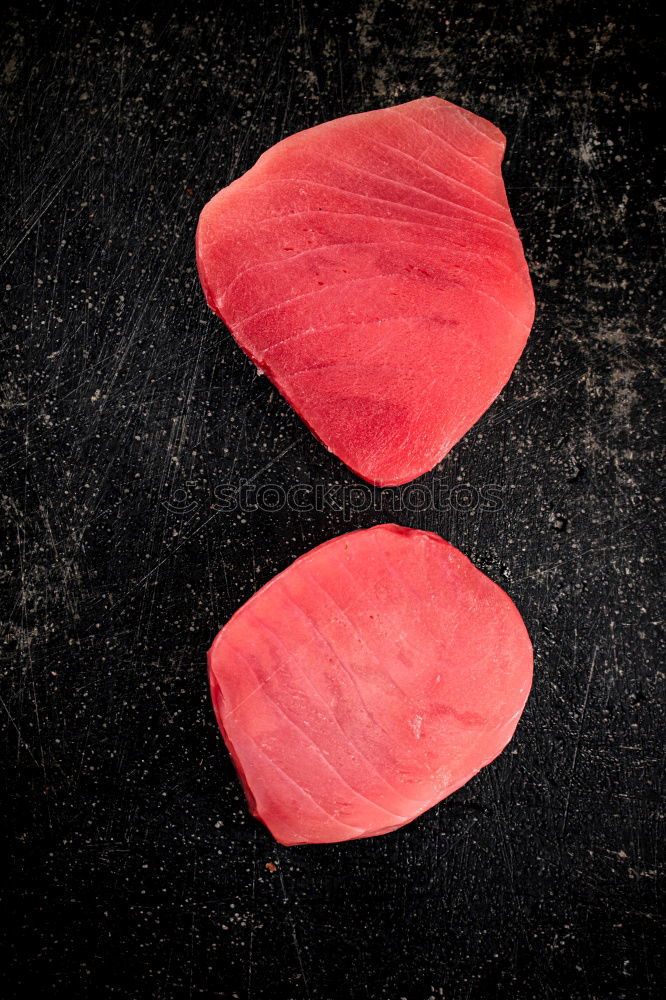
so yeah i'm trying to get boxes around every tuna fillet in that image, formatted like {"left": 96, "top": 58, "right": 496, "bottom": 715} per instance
{"left": 208, "top": 524, "right": 532, "bottom": 845}
{"left": 196, "top": 97, "right": 534, "bottom": 486}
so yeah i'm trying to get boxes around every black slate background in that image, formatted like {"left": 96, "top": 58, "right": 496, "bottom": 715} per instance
{"left": 1, "top": 1, "right": 664, "bottom": 998}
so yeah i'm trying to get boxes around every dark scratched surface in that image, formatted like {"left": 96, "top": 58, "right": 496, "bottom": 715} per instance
{"left": 1, "top": 1, "right": 664, "bottom": 997}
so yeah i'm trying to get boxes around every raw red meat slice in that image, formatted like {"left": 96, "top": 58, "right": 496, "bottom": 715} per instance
{"left": 197, "top": 97, "right": 534, "bottom": 486}
{"left": 208, "top": 524, "right": 532, "bottom": 845}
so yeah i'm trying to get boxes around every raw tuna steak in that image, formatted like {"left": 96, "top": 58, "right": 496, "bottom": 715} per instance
{"left": 208, "top": 524, "right": 532, "bottom": 845}
{"left": 197, "top": 97, "right": 534, "bottom": 486}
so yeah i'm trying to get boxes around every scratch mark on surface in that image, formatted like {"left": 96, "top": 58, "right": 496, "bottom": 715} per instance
{"left": 561, "top": 647, "right": 598, "bottom": 836}
{"left": 277, "top": 864, "right": 311, "bottom": 999}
